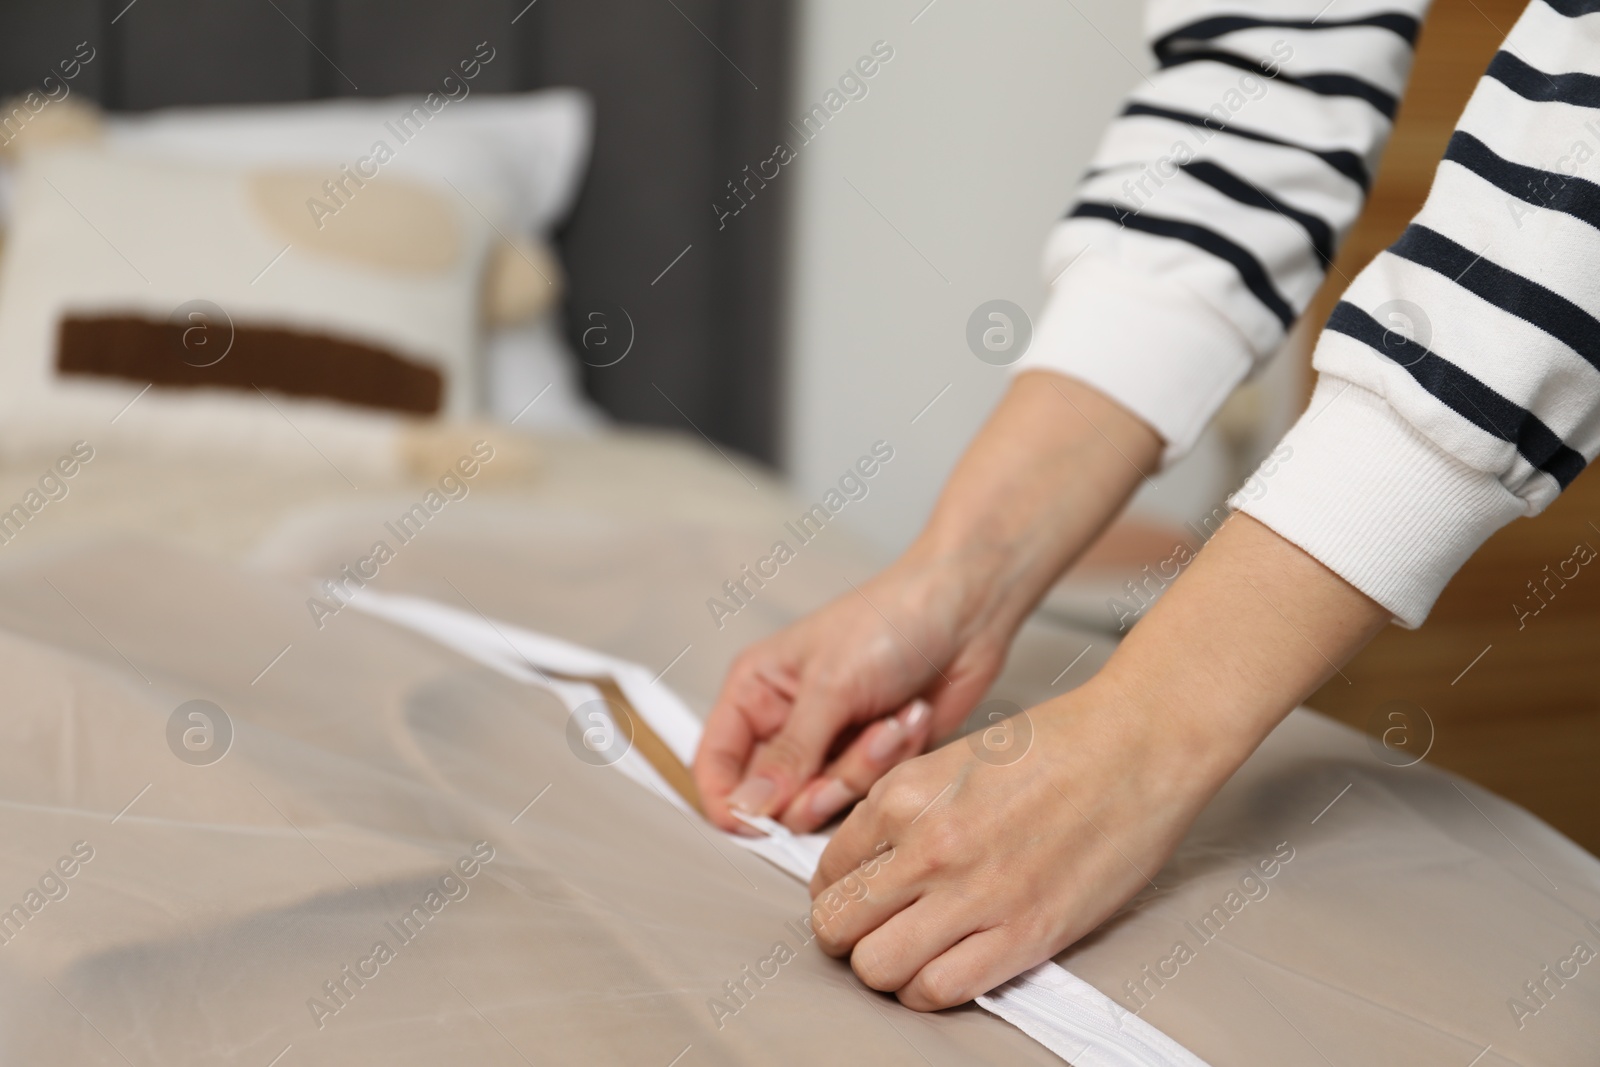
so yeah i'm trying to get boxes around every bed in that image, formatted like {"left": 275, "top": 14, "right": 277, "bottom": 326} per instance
{"left": 1, "top": 444, "right": 1597, "bottom": 1065}
{"left": 0, "top": 4, "right": 1597, "bottom": 1065}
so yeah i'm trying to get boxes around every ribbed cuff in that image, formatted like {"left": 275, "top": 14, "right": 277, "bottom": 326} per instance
{"left": 1010, "top": 257, "right": 1255, "bottom": 464}
{"left": 1235, "top": 378, "right": 1528, "bottom": 628}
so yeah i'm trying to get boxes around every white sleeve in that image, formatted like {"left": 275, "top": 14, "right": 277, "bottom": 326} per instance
{"left": 1013, "top": 0, "right": 1432, "bottom": 459}
{"left": 1239, "top": 0, "right": 1600, "bottom": 625}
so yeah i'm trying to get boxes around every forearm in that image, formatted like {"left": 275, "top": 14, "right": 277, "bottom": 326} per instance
{"left": 902, "top": 371, "right": 1161, "bottom": 646}
{"left": 1088, "top": 511, "right": 1390, "bottom": 781}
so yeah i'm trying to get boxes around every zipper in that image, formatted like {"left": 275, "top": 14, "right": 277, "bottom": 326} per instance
{"left": 353, "top": 592, "right": 1212, "bottom": 1067}
{"left": 734, "top": 812, "right": 1211, "bottom": 1066}
{"left": 978, "top": 962, "right": 1212, "bottom": 1067}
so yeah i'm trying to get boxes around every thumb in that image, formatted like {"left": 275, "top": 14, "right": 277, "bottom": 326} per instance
{"left": 727, "top": 683, "right": 859, "bottom": 820}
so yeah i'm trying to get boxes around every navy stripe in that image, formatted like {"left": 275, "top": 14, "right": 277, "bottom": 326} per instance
{"left": 1179, "top": 160, "right": 1337, "bottom": 265}
{"left": 1541, "top": 0, "right": 1600, "bottom": 17}
{"left": 1485, "top": 50, "right": 1600, "bottom": 110}
{"left": 1151, "top": 13, "right": 1420, "bottom": 60}
{"left": 1160, "top": 50, "right": 1399, "bottom": 119}
{"left": 1443, "top": 131, "right": 1600, "bottom": 234}
{"left": 1071, "top": 201, "right": 1295, "bottom": 327}
{"left": 1122, "top": 102, "right": 1371, "bottom": 190}
{"left": 1326, "top": 302, "right": 1587, "bottom": 487}
{"left": 1389, "top": 224, "right": 1600, "bottom": 377}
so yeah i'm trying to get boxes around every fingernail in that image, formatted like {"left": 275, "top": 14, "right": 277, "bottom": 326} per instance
{"left": 809, "top": 778, "right": 854, "bottom": 821}
{"left": 728, "top": 775, "right": 776, "bottom": 815}
{"left": 867, "top": 718, "right": 905, "bottom": 763}
{"left": 904, "top": 699, "right": 930, "bottom": 732}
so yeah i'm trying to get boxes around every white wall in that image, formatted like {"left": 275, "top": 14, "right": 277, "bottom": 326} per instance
{"left": 780, "top": 0, "right": 1144, "bottom": 552}
{"left": 779, "top": 0, "right": 1297, "bottom": 554}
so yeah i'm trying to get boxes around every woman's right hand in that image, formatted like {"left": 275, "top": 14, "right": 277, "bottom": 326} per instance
{"left": 692, "top": 373, "right": 1164, "bottom": 835}
{"left": 693, "top": 549, "right": 1010, "bottom": 834}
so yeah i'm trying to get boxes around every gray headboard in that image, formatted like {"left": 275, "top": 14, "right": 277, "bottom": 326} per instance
{"left": 0, "top": 0, "right": 791, "bottom": 464}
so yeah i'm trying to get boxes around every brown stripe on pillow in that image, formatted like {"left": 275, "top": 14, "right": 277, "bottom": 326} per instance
{"left": 57, "top": 313, "right": 444, "bottom": 415}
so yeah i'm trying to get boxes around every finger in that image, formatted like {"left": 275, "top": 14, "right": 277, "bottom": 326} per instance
{"left": 779, "top": 699, "right": 933, "bottom": 832}
{"left": 897, "top": 925, "right": 1041, "bottom": 1012}
{"left": 694, "top": 707, "right": 761, "bottom": 831}
{"left": 810, "top": 781, "right": 892, "bottom": 896}
{"left": 846, "top": 893, "right": 978, "bottom": 995}
{"left": 808, "top": 848, "right": 920, "bottom": 959}
{"left": 694, "top": 655, "right": 798, "bottom": 830}
{"left": 920, "top": 665, "right": 1000, "bottom": 746}
{"left": 727, "top": 680, "right": 858, "bottom": 820}
{"left": 754, "top": 662, "right": 799, "bottom": 702}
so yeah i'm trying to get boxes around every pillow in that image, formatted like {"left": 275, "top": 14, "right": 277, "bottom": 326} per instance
{"left": 101, "top": 89, "right": 591, "bottom": 242}
{"left": 98, "top": 91, "right": 595, "bottom": 424}
{"left": 483, "top": 234, "right": 563, "bottom": 329}
{"left": 484, "top": 317, "right": 605, "bottom": 432}
{"left": 0, "top": 143, "right": 495, "bottom": 478}
{"left": 0, "top": 95, "right": 569, "bottom": 331}
{"left": 0, "top": 90, "right": 598, "bottom": 455}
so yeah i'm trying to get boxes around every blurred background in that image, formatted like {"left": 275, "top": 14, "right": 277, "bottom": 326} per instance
{"left": 0, "top": 0, "right": 1594, "bottom": 853}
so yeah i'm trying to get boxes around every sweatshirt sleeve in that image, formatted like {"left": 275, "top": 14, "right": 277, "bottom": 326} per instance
{"left": 1237, "top": 0, "right": 1600, "bottom": 626}
{"left": 1012, "top": 0, "right": 1433, "bottom": 460}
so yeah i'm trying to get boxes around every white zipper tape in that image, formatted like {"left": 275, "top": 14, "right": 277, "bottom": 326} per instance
{"left": 351, "top": 593, "right": 1212, "bottom": 1067}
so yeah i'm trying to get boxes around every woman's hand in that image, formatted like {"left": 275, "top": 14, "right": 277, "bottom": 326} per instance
{"left": 693, "top": 551, "right": 1010, "bottom": 833}
{"left": 806, "top": 514, "right": 1390, "bottom": 1009}
{"left": 692, "top": 374, "right": 1165, "bottom": 834}
{"left": 807, "top": 676, "right": 1217, "bottom": 1010}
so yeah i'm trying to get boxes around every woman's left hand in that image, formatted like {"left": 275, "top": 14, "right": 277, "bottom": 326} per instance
{"left": 806, "top": 676, "right": 1225, "bottom": 1011}
{"left": 804, "top": 513, "right": 1393, "bottom": 1010}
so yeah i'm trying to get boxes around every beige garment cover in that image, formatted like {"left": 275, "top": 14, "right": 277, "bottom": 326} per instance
{"left": 0, "top": 528, "right": 1595, "bottom": 1065}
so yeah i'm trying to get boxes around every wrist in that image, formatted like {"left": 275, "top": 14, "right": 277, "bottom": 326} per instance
{"left": 1075, "top": 514, "right": 1391, "bottom": 783}
{"left": 901, "top": 374, "right": 1163, "bottom": 649}
{"left": 896, "top": 524, "right": 1046, "bottom": 653}
{"left": 1030, "top": 670, "right": 1241, "bottom": 818}
{"left": 1078, "top": 659, "right": 1259, "bottom": 791}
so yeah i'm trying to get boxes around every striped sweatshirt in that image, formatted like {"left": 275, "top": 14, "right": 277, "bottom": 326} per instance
{"left": 1014, "top": 0, "right": 1600, "bottom": 626}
